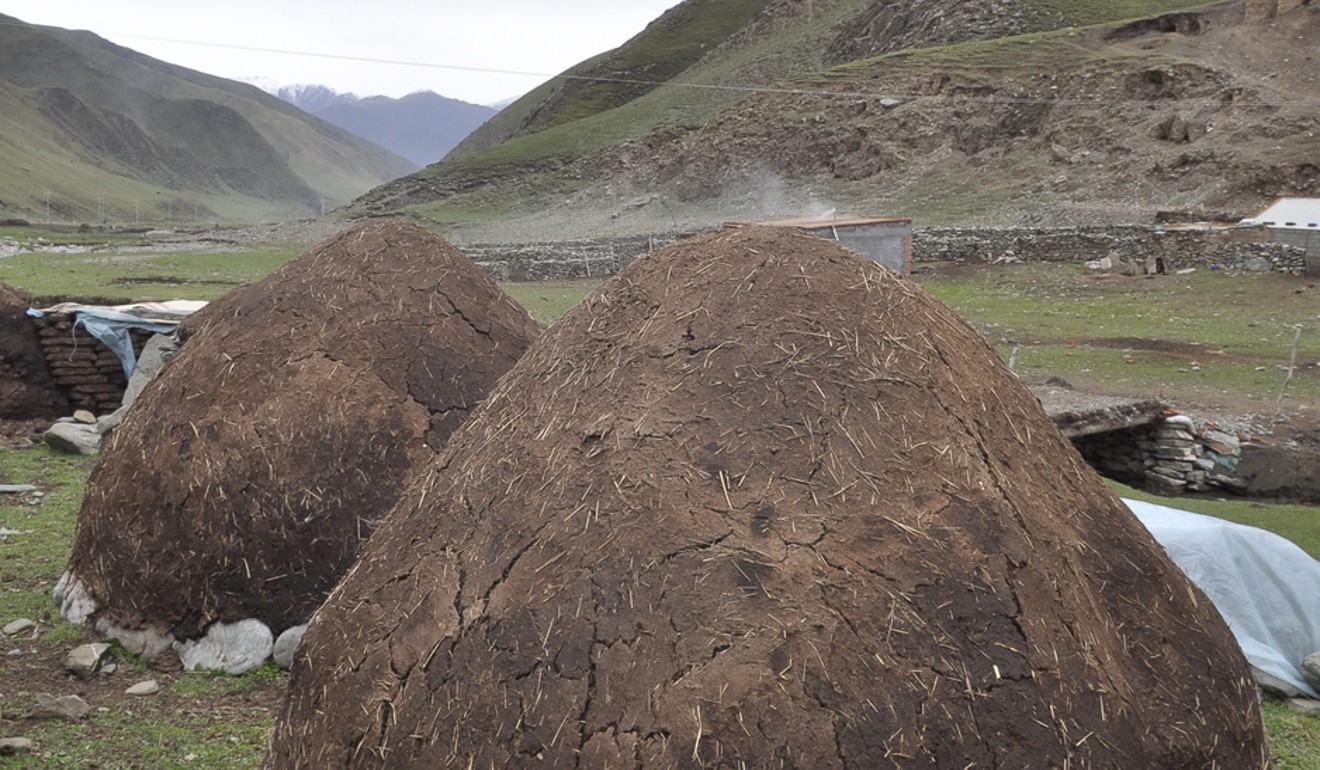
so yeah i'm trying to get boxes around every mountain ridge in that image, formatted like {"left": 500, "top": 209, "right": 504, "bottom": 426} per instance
{"left": 276, "top": 86, "right": 495, "bottom": 166}
{"left": 0, "top": 14, "right": 415, "bottom": 224}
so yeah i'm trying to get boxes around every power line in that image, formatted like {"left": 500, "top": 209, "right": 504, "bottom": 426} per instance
{"left": 3, "top": 18, "right": 1316, "bottom": 109}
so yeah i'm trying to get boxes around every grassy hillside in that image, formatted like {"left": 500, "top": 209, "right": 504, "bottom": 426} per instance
{"left": 0, "top": 14, "right": 415, "bottom": 225}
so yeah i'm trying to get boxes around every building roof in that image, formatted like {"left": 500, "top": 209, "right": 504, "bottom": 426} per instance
{"left": 1241, "top": 197, "right": 1320, "bottom": 229}
{"left": 727, "top": 215, "right": 911, "bottom": 230}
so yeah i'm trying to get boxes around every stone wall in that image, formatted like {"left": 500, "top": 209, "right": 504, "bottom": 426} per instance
{"left": 1073, "top": 415, "right": 1248, "bottom": 496}
{"left": 461, "top": 225, "right": 1306, "bottom": 281}
{"left": 462, "top": 233, "right": 683, "bottom": 282}
{"left": 913, "top": 225, "right": 1306, "bottom": 274}
{"left": 30, "top": 313, "right": 150, "bottom": 415}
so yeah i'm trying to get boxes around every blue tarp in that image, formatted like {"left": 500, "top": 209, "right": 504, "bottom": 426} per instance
{"left": 27, "top": 301, "right": 203, "bottom": 378}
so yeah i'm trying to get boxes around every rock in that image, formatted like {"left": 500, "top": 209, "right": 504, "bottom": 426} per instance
{"left": 123, "top": 334, "right": 178, "bottom": 407}
{"left": 1288, "top": 698, "right": 1320, "bottom": 718}
{"left": 1301, "top": 651, "right": 1320, "bottom": 693}
{"left": 175, "top": 619, "right": 273, "bottom": 675}
{"left": 1206, "top": 449, "right": 1239, "bottom": 471}
{"left": 272, "top": 624, "right": 307, "bottom": 670}
{"left": 1163, "top": 415, "right": 1195, "bottom": 429}
{"left": 53, "top": 571, "right": 97, "bottom": 625}
{"left": 94, "top": 413, "right": 120, "bottom": 436}
{"left": 1145, "top": 474, "right": 1188, "bottom": 496}
{"left": 27, "top": 693, "right": 91, "bottom": 720}
{"left": 0, "top": 737, "right": 32, "bottom": 755}
{"left": 64, "top": 643, "right": 110, "bottom": 678}
{"left": 0, "top": 485, "right": 36, "bottom": 494}
{"left": 125, "top": 680, "right": 159, "bottom": 696}
{"left": 1253, "top": 666, "right": 1304, "bottom": 699}
{"left": 95, "top": 618, "right": 174, "bottom": 660}
{"left": 1202, "top": 430, "right": 1241, "bottom": 456}
{"left": 3, "top": 619, "right": 34, "bottom": 636}
{"left": 879, "top": 97, "right": 902, "bottom": 108}
{"left": 72, "top": 410, "right": 96, "bottom": 425}
{"left": 1209, "top": 473, "right": 1248, "bottom": 492}
{"left": 42, "top": 423, "right": 101, "bottom": 455}
{"left": 100, "top": 334, "right": 180, "bottom": 435}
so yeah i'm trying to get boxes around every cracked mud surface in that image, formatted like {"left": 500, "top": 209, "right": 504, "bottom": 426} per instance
{"left": 64, "top": 219, "right": 541, "bottom": 640}
{"left": 268, "top": 225, "right": 1267, "bottom": 768}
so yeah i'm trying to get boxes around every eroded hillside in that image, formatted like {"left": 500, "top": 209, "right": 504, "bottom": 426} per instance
{"left": 351, "top": 0, "right": 1318, "bottom": 240}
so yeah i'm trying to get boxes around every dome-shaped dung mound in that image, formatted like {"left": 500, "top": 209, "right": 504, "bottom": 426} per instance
{"left": 266, "top": 226, "right": 1267, "bottom": 768}
{"left": 59, "top": 219, "right": 541, "bottom": 648}
{"left": 0, "top": 281, "right": 67, "bottom": 420}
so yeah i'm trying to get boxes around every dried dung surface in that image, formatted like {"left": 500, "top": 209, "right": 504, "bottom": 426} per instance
{"left": 266, "top": 226, "right": 1267, "bottom": 768}
{"left": 64, "top": 219, "right": 541, "bottom": 639}
{"left": 0, "top": 281, "right": 67, "bottom": 420}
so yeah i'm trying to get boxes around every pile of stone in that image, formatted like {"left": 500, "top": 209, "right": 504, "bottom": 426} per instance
{"left": 28, "top": 314, "right": 149, "bottom": 414}
{"left": 1146, "top": 415, "right": 1245, "bottom": 495}
{"left": 38, "top": 334, "right": 180, "bottom": 456}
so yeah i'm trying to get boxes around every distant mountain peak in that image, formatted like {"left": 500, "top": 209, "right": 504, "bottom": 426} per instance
{"left": 273, "top": 84, "right": 497, "bottom": 167}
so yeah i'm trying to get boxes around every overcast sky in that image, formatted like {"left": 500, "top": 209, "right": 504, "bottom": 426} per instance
{"left": 1, "top": 1, "right": 685, "bottom": 105}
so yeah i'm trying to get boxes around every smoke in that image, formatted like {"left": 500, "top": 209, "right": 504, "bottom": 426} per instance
{"left": 725, "top": 166, "right": 845, "bottom": 223}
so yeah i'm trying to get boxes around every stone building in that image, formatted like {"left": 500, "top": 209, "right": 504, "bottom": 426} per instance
{"left": 1241, "top": 197, "right": 1320, "bottom": 274}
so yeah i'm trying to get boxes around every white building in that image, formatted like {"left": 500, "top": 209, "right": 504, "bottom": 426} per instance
{"left": 1241, "top": 197, "right": 1320, "bottom": 274}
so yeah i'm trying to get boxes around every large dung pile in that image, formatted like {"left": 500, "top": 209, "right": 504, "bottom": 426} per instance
{"left": 60, "top": 219, "right": 540, "bottom": 647}
{"left": 266, "top": 226, "right": 1267, "bottom": 768}
{"left": 0, "top": 281, "right": 67, "bottom": 419}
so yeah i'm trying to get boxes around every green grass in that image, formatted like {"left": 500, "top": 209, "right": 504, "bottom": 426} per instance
{"left": 1265, "top": 699, "right": 1320, "bottom": 770}
{"left": 1020, "top": 0, "right": 1220, "bottom": 27}
{"left": 0, "top": 228, "right": 302, "bottom": 301}
{"left": 501, "top": 278, "right": 601, "bottom": 326}
{"left": 12, "top": 710, "right": 271, "bottom": 769}
{"left": 920, "top": 262, "right": 1320, "bottom": 409}
{"left": 0, "top": 445, "right": 276, "bottom": 769}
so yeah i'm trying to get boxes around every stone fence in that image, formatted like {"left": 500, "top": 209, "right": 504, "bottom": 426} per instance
{"left": 462, "top": 233, "right": 683, "bottom": 282}
{"left": 30, "top": 313, "right": 150, "bottom": 414}
{"left": 913, "top": 224, "right": 1305, "bottom": 274}
{"left": 1072, "top": 415, "right": 1247, "bottom": 497}
{"left": 459, "top": 224, "right": 1305, "bottom": 281}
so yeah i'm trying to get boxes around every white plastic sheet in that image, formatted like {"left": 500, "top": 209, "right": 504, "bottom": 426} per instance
{"left": 1126, "top": 497, "right": 1320, "bottom": 698}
